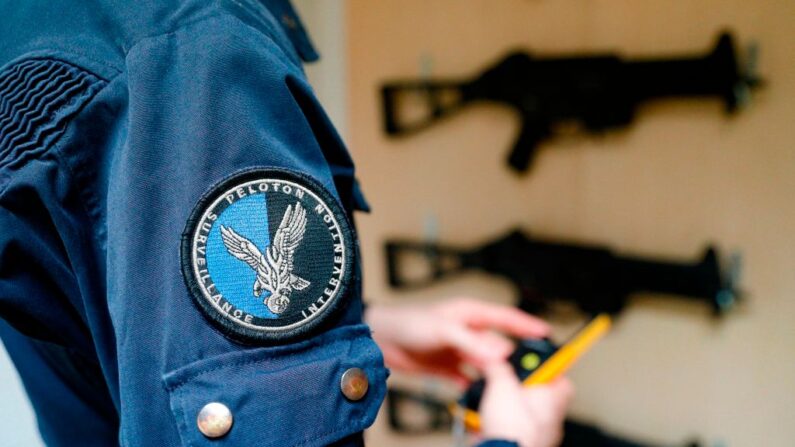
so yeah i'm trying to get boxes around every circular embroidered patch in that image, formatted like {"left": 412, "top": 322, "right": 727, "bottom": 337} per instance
{"left": 181, "top": 168, "right": 354, "bottom": 343}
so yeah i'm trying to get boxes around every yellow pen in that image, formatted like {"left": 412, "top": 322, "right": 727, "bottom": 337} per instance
{"left": 454, "top": 314, "right": 612, "bottom": 432}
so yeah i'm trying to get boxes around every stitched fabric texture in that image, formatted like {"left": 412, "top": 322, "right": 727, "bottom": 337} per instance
{"left": 0, "top": 58, "right": 106, "bottom": 172}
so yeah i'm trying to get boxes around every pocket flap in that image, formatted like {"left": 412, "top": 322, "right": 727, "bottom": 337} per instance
{"left": 163, "top": 325, "right": 387, "bottom": 446}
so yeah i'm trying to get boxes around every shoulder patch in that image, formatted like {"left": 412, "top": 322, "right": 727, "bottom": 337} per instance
{"left": 181, "top": 168, "right": 354, "bottom": 344}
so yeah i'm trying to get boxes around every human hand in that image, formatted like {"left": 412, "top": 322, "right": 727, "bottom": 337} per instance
{"left": 478, "top": 362, "right": 573, "bottom": 447}
{"left": 364, "top": 298, "right": 550, "bottom": 385}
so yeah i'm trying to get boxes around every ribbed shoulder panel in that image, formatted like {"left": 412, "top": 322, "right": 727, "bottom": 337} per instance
{"left": 0, "top": 58, "right": 107, "bottom": 172}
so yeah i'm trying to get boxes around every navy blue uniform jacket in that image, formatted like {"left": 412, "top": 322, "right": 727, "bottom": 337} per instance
{"left": 0, "top": 0, "right": 389, "bottom": 445}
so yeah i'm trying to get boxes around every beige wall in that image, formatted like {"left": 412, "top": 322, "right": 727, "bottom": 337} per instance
{"left": 347, "top": 1, "right": 795, "bottom": 446}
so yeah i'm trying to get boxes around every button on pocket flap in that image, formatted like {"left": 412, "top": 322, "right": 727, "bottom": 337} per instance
{"left": 163, "top": 325, "right": 387, "bottom": 446}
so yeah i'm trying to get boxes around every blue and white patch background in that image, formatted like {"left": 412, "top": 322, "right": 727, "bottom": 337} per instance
{"left": 205, "top": 194, "right": 277, "bottom": 319}
{"left": 181, "top": 169, "right": 354, "bottom": 343}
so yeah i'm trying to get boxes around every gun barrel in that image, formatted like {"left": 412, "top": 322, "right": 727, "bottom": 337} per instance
{"left": 617, "top": 248, "right": 732, "bottom": 313}
{"left": 625, "top": 33, "right": 742, "bottom": 110}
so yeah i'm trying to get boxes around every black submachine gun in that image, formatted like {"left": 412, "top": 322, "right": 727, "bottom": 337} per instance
{"left": 381, "top": 31, "right": 761, "bottom": 173}
{"left": 385, "top": 230, "right": 741, "bottom": 316}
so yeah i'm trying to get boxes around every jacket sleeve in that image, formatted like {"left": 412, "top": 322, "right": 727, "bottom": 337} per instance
{"left": 99, "top": 14, "right": 384, "bottom": 446}
{"left": 478, "top": 441, "right": 520, "bottom": 447}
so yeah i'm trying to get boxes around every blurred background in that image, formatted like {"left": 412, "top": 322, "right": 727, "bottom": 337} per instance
{"left": 351, "top": 1, "right": 793, "bottom": 446}
{"left": 2, "top": 0, "right": 793, "bottom": 445}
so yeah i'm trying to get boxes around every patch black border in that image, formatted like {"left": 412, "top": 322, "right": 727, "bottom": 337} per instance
{"left": 180, "top": 167, "right": 355, "bottom": 344}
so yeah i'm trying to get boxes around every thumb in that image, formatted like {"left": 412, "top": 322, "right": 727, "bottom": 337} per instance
{"left": 479, "top": 362, "right": 528, "bottom": 442}
{"left": 481, "top": 361, "right": 522, "bottom": 405}
{"left": 483, "top": 361, "right": 518, "bottom": 383}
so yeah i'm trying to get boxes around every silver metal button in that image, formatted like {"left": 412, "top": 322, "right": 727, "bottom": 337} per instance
{"left": 197, "top": 402, "right": 233, "bottom": 438}
{"left": 340, "top": 367, "right": 369, "bottom": 401}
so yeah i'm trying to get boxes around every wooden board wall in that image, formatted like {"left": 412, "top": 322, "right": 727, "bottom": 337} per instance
{"left": 346, "top": 1, "right": 795, "bottom": 445}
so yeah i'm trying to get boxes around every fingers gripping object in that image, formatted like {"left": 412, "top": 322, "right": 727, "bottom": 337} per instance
{"left": 452, "top": 314, "right": 612, "bottom": 433}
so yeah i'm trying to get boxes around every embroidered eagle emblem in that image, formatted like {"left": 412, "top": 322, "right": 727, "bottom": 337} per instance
{"left": 220, "top": 203, "right": 311, "bottom": 314}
